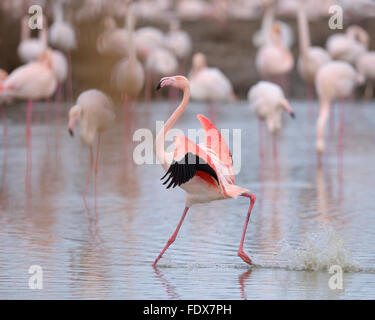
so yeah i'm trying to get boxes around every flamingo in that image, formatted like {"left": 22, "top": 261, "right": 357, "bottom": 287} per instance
{"left": 296, "top": 0, "right": 330, "bottom": 102}
{"left": 255, "top": 23, "right": 294, "bottom": 94}
{"left": 49, "top": 1, "right": 77, "bottom": 52}
{"left": 164, "top": 20, "right": 192, "bottom": 71}
{"left": 145, "top": 47, "right": 178, "bottom": 102}
{"left": 0, "top": 49, "right": 57, "bottom": 200}
{"left": 248, "top": 81, "right": 295, "bottom": 158}
{"left": 135, "top": 26, "right": 165, "bottom": 61}
{"left": 111, "top": 5, "right": 144, "bottom": 108}
{"left": 252, "top": 0, "right": 294, "bottom": 49}
{"left": 355, "top": 51, "right": 375, "bottom": 101}
{"left": 68, "top": 89, "right": 115, "bottom": 230}
{"left": 326, "top": 25, "right": 369, "bottom": 65}
{"left": 18, "top": 15, "right": 48, "bottom": 63}
{"left": 97, "top": 16, "right": 128, "bottom": 57}
{"left": 49, "top": 0, "right": 77, "bottom": 100}
{"left": 315, "top": 61, "right": 363, "bottom": 156}
{"left": 153, "top": 75, "right": 256, "bottom": 266}
{"left": 189, "top": 52, "right": 236, "bottom": 123}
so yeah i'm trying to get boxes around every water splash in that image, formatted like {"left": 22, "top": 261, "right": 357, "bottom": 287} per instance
{"left": 275, "top": 227, "right": 361, "bottom": 272}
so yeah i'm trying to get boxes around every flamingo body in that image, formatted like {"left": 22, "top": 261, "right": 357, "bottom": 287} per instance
{"left": 248, "top": 81, "right": 294, "bottom": 134}
{"left": 0, "top": 51, "right": 57, "bottom": 100}
{"left": 68, "top": 89, "right": 115, "bottom": 146}
{"left": 190, "top": 68, "right": 233, "bottom": 102}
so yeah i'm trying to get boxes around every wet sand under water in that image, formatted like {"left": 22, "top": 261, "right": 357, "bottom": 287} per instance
{"left": 0, "top": 99, "right": 375, "bottom": 299}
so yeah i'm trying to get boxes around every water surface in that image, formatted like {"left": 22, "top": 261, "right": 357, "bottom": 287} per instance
{"left": 0, "top": 99, "right": 375, "bottom": 299}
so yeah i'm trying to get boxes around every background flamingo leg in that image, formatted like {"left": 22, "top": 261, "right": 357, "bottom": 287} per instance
{"left": 0, "top": 105, "right": 8, "bottom": 188}
{"left": 94, "top": 134, "right": 101, "bottom": 228}
{"left": 238, "top": 193, "right": 256, "bottom": 265}
{"left": 25, "top": 99, "right": 33, "bottom": 200}
{"left": 83, "top": 147, "right": 94, "bottom": 235}
{"left": 153, "top": 206, "right": 190, "bottom": 267}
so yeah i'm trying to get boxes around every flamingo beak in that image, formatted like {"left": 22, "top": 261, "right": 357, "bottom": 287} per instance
{"left": 68, "top": 117, "right": 76, "bottom": 137}
{"left": 156, "top": 77, "right": 174, "bottom": 91}
{"left": 281, "top": 99, "right": 295, "bottom": 119}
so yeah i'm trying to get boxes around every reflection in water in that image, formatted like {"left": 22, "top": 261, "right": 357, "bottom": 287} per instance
{"left": 0, "top": 100, "right": 375, "bottom": 299}
{"left": 153, "top": 267, "right": 180, "bottom": 299}
{"left": 238, "top": 269, "right": 251, "bottom": 300}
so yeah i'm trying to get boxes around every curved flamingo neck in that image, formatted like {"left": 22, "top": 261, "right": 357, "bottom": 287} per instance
{"left": 126, "top": 8, "right": 136, "bottom": 63}
{"left": 297, "top": 1, "right": 311, "bottom": 58}
{"left": 155, "top": 85, "right": 190, "bottom": 168}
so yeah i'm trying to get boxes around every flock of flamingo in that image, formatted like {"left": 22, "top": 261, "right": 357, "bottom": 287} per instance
{"left": 0, "top": 0, "right": 374, "bottom": 267}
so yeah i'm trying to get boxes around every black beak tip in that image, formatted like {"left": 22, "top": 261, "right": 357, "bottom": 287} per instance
{"left": 68, "top": 129, "right": 74, "bottom": 137}
{"left": 156, "top": 82, "right": 161, "bottom": 91}
{"left": 290, "top": 112, "right": 296, "bottom": 119}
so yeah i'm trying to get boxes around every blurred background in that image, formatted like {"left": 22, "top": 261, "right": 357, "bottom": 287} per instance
{"left": 1, "top": 0, "right": 375, "bottom": 100}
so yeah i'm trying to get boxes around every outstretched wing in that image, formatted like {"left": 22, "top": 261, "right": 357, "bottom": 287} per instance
{"left": 197, "top": 114, "right": 234, "bottom": 182}
{"left": 161, "top": 152, "right": 219, "bottom": 189}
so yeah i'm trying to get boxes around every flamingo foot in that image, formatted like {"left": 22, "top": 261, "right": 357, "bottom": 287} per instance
{"left": 238, "top": 250, "right": 252, "bottom": 265}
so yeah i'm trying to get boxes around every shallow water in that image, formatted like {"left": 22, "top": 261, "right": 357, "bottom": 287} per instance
{"left": 0, "top": 98, "right": 375, "bottom": 299}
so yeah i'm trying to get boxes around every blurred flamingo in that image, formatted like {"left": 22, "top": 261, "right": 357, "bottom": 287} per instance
{"left": 296, "top": 0, "right": 330, "bottom": 105}
{"left": 111, "top": 5, "right": 144, "bottom": 109}
{"left": 255, "top": 23, "right": 294, "bottom": 95}
{"left": 0, "top": 49, "right": 57, "bottom": 200}
{"left": 145, "top": 47, "right": 178, "bottom": 103}
{"left": 18, "top": 15, "right": 47, "bottom": 63}
{"left": 164, "top": 20, "right": 192, "bottom": 73}
{"left": 189, "top": 52, "right": 236, "bottom": 123}
{"left": 315, "top": 61, "right": 363, "bottom": 157}
{"left": 326, "top": 25, "right": 369, "bottom": 65}
{"left": 248, "top": 81, "right": 295, "bottom": 159}
{"left": 153, "top": 75, "right": 256, "bottom": 266}
{"left": 49, "top": 0, "right": 77, "bottom": 100}
{"left": 68, "top": 89, "right": 115, "bottom": 233}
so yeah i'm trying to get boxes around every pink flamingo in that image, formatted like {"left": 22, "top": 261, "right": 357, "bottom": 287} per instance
{"left": 315, "top": 61, "right": 363, "bottom": 157}
{"left": 326, "top": 25, "right": 369, "bottom": 65}
{"left": 17, "top": 15, "right": 48, "bottom": 63}
{"left": 296, "top": 0, "right": 330, "bottom": 105}
{"left": 248, "top": 81, "right": 295, "bottom": 159}
{"left": 255, "top": 23, "right": 294, "bottom": 94}
{"left": 153, "top": 75, "right": 256, "bottom": 267}
{"left": 189, "top": 52, "right": 236, "bottom": 123}
{"left": 111, "top": 5, "right": 144, "bottom": 109}
{"left": 68, "top": 90, "right": 115, "bottom": 233}
{"left": 0, "top": 49, "right": 57, "bottom": 199}
{"left": 49, "top": 1, "right": 77, "bottom": 102}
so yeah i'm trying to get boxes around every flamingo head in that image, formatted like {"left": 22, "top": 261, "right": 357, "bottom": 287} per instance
{"left": 156, "top": 75, "right": 189, "bottom": 91}
{"left": 68, "top": 105, "right": 81, "bottom": 137}
{"left": 192, "top": 53, "right": 207, "bottom": 71}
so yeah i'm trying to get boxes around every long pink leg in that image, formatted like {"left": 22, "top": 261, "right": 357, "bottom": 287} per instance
{"left": 83, "top": 147, "right": 94, "bottom": 226}
{"left": 153, "top": 206, "right": 190, "bottom": 267}
{"left": 25, "top": 99, "right": 33, "bottom": 199}
{"left": 94, "top": 134, "right": 101, "bottom": 225}
{"left": 272, "top": 134, "right": 278, "bottom": 160}
{"left": 238, "top": 193, "right": 256, "bottom": 265}
{"left": 0, "top": 105, "right": 8, "bottom": 187}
